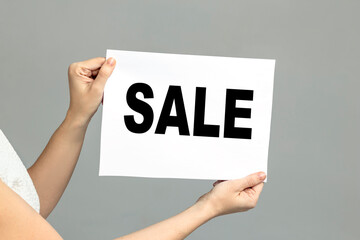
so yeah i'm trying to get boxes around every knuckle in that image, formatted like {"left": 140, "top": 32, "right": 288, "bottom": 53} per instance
{"left": 252, "top": 198, "right": 260, "bottom": 208}
{"left": 68, "top": 62, "right": 78, "bottom": 73}
{"left": 97, "top": 70, "right": 106, "bottom": 79}
{"left": 98, "top": 68, "right": 111, "bottom": 79}
{"left": 245, "top": 178, "right": 254, "bottom": 188}
{"left": 102, "top": 66, "right": 112, "bottom": 75}
{"left": 248, "top": 201, "right": 257, "bottom": 209}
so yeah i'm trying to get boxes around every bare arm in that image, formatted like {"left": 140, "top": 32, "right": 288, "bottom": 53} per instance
{"left": 28, "top": 57, "right": 116, "bottom": 218}
{"left": 1, "top": 170, "right": 264, "bottom": 240}
{"left": 114, "top": 172, "right": 266, "bottom": 240}
{"left": 116, "top": 203, "right": 214, "bottom": 240}
{"left": 14, "top": 56, "right": 266, "bottom": 239}
{"left": 27, "top": 114, "right": 88, "bottom": 218}
{"left": 0, "top": 179, "right": 63, "bottom": 240}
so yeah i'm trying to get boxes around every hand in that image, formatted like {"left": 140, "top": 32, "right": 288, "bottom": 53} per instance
{"left": 196, "top": 172, "right": 266, "bottom": 217}
{"left": 67, "top": 57, "right": 116, "bottom": 125}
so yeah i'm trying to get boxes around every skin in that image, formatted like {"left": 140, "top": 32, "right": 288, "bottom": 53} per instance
{"left": 27, "top": 57, "right": 116, "bottom": 218}
{"left": 0, "top": 57, "right": 266, "bottom": 239}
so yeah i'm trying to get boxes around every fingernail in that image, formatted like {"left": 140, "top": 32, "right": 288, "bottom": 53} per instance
{"left": 258, "top": 172, "right": 266, "bottom": 179}
{"left": 107, "top": 57, "right": 115, "bottom": 66}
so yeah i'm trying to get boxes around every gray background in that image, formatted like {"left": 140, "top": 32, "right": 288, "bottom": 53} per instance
{"left": 0, "top": 0, "right": 359, "bottom": 239}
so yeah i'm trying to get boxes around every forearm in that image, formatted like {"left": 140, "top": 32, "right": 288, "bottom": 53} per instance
{"left": 115, "top": 171, "right": 266, "bottom": 240}
{"left": 28, "top": 111, "right": 89, "bottom": 218}
{"left": 115, "top": 201, "right": 216, "bottom": 240}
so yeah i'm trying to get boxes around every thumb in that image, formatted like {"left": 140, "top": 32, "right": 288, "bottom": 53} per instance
{"left": 92, "top": 57, "right": 116, "bottom": 91}
{"left": 233, "top": 172, "right": 266, "bottom": 191}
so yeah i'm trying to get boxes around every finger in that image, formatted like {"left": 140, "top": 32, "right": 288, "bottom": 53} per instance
{"left": 79, "top": 57, "right": 106, "bottom": 70}
{"left": 92, "top": 69, "right": 99, "bottom": 77}
{"left": 213, "top": 180, "right": 226, "bottom": 187}
{"left": 92, "top": 58, "right": 116, "bottom": 91}
{"left": 252, "top": 182, "right": 264, "bottom": 198}
{"left": 232, "top": 172, "right": 266, "bottom": 191}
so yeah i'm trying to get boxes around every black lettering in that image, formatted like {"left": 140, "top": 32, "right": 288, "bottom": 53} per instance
{"left": 193, "top": 87, "right": 220, "bottom": 137}
{"left": 124, "top": 83, "right": 154, "bottom": 134}
{"left": 224, "top": 89, "right": 253, "bottom": 139}
{"left": 155, "top": 86, "right": 190, "bottom": 135}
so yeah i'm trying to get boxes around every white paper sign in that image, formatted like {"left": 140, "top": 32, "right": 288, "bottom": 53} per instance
{"left": 100, "top": 49, "right": 275, "bottom": 180}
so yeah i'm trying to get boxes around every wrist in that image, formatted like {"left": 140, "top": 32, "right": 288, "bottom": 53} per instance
{"left": 192, "top": 198, "right": 219, "bottom": 221}
{"left": 65, "top": 109, "right": 91, "bottom": 129}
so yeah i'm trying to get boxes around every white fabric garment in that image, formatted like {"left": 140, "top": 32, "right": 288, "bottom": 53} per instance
{"left": 0, "top": 129, "right": 40, "bottom": 213}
